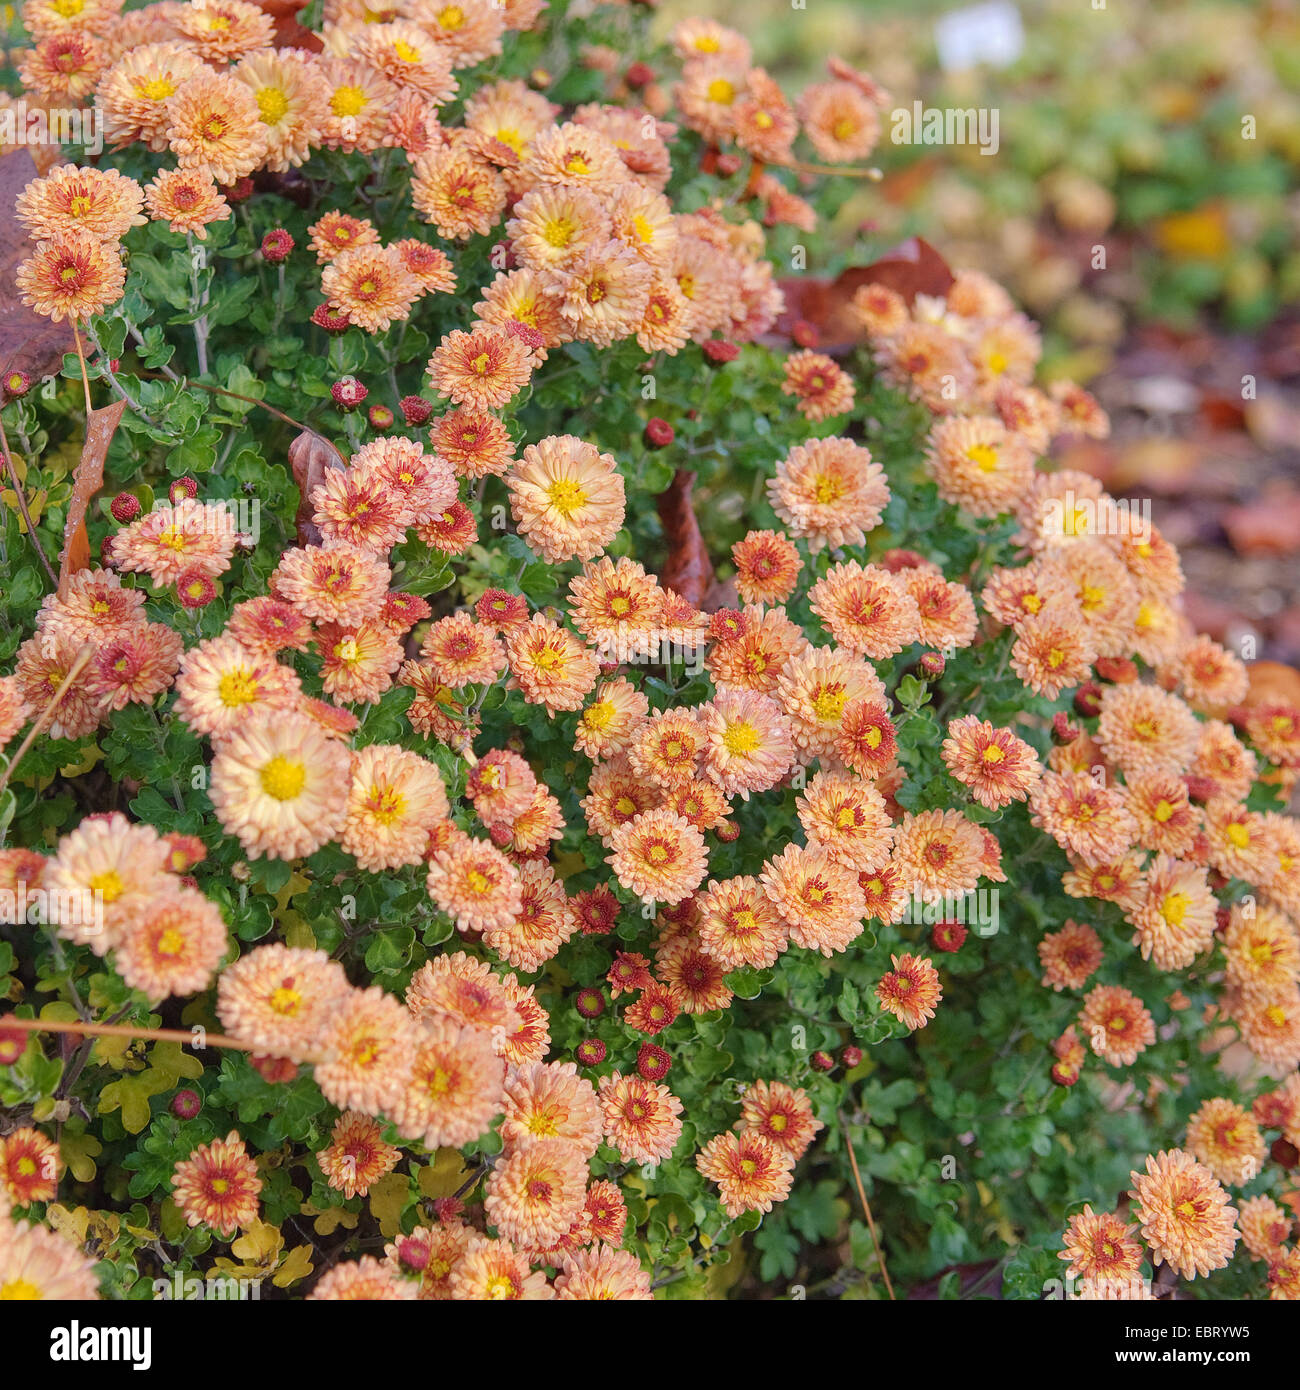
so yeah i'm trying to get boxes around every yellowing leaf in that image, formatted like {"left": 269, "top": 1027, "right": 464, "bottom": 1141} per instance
{"left": 98, "top": 1070, "right": 171, "bottom": 1134}
{"left": 91, "top": 1032, "right": 140, "bottom": 1071}
{"left": 305, "top": 1202, "right": 359, "bottom": 1236}
{"left": 146, "top": 1040, "right": 203, "bottom": 1088}
{"left": 230, "top": 1220, "right": 283, "bottom": 1273}
{"left": 273, "top": 1244, "right": 315, "bottom": 1288}
{"left": 59, "top": 746, "right": 105, "bottom": 779}
{"left": 368, "top": 1171, "right": 412, "bottom": 1238}
{"left": 39, "top": 1001, "right": 81, "bottom": 1023}
{"left": 60, "top": 1130, "right": 102, "bottom": 1183}
{"left": 280, "top": 910, "right": 316, "bottom": 950}
{"left": 159, "top": 1198, "right": 188, "bottom": 1243}
{"left": 416, "top": 1148, "right": 468, "bottom": 1200}
{"left": 45, "top": 1203, "right": 89, "bottom": 1244}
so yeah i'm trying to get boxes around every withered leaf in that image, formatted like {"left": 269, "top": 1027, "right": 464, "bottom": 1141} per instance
{"left": 289, "top": 429, "right": 347, "bottom": 546}
{"left": 58, "top": 399, "right": 127, "bottom": 598}
{"left": 655, "top": 469, "right": 714, "bottom": 610}
{"left": 774, "top": 237, "right": 954, "bottom": 352}
{"left": 0, "top": 149, "right": 74, "bottom": 386}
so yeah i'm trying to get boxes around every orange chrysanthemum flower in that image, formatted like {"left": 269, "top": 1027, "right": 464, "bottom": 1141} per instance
{"left": 1184, "top": 1097, "right": 1265, "bottom": 1188}
{"left": 507, "top": 434, "right": 625, "bottom": 565}
{"left": 485, "top": 1138, "right": 588, "bottom": 1248}
{"left": 808, "top": 561, "right": 920, "bottom": 660}
{"left": 1057, "top": 1205, "right": 1143, "bottom": 1283}
{"left": 767, "top": 437, "right": 890, "bottom": 552}
{"left": 607, "top": 807, "right": 708, "bottom": 905}
{"left": 1030, "top": 771, "right": 1138, "bottom": 866}
{"left": 16, "top": 230, "right": 125, "bottom": 323}
{"left": 0, "top": 1127, "right": 61, "bottom": 1207}
{"left": 1079, "top": 984, "right": 1155, "bottom": 1067}
{"left": 318, "top": 1112, "right": 401, "bottom": 1199}
{"left": 781, "top": 350, "right": 855, "bottom": 421}
{"left": 504, "top": 613, "right": 600, "bottom": 716}
{"left": 759, "top": 843, "right": 865, "bottom": 956}
{"left": 697, "top": 1130, "right": 794, "bottom": 1218}
{"left": 1038, "top": 920, "right": 1103, "bottom": 992}
{"left": 889, "top": 809, "right": 986, "bottom": 897}
{"left": 171, "top": 1131, "right": 262, "bottom": 1237}
{"left": 1129, "top": 1149, "right": 1239, "bottom": 1279}
{"left": 597, "top": 1072, "right": 683, "bottom": 1166}
{"left": 427, "top": 831, "right": 523, "bottom": 935}
{"left": 216, "top": 943, "right": 349, "bottom": 1062}
{"left": 738, "top": 1079, "right": 823, "bottom": 1161}
{"left": 876, "top": 952, "right": 942, "bottom": 1030}
{"left": 941, "top": 715, "right": 1042, "bottom": 810}
{"left": 209, "top": 710, "right": 350, "bottom": 861}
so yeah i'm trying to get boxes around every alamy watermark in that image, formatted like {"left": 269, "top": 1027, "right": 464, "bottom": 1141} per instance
{"left": 1, "top": 101, "right": 103, "bottom": 156}
{"left": 0, "top": 881, "right": 104, "bottom": 938}
{"left": 898, "top": 886, "right": 1000, "bottom": 937}
{"left": 890, "top": 102, "right": 1000, "bottom": 156}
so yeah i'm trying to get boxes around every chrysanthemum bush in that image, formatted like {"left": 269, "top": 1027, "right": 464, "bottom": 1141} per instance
{"left": 0, "top": 0, "right": 1298, "bottom": 1303}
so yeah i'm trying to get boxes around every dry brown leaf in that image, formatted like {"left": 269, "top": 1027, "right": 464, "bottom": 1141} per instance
{"left": 0, "top": 149, "right": 74, "bottom": 386}
{"left": 58, "top": 399, "right": 126, "bottom": 598}
{"left": 288, "top": 429, "right": 346, "bottom": 546}
{"left": 655, "top": 469, "right": 714, "bottom": 610}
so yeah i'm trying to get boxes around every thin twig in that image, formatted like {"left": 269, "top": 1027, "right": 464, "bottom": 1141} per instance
{"left": 70, "top": 320, "right": 94, "bottom": 417}
{"left": 0, "top": 640, "right": 96, "bottom": 801}
{"left": 0, "top": 414, "right": 58, "bottom": 588}
{"left": 0, "top": 1015, "right": 253, "bottom": 1052}
{"left": 839, "top": 1113, "right": 897, "bottom": 1301}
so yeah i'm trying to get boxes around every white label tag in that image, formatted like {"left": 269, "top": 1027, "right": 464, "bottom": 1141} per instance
{"left": 934, "top": 1, "right": 1025, "bottom": 72}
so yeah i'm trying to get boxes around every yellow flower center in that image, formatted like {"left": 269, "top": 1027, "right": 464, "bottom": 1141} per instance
{"left": 707, "top": 78, "right": 736, "bottom": 104}
{"left": 16, "top": 1157, "right": 37, "bottom": 1177}
{"left": 831, "top": 116, "right": 857, "bottom": 141}
{"left": 137, "top": 75, "right": 176, "bottom": 101}
{"left": 218, "top": 668, "right": 259, "bottom": 707}
{"left": 722, "top": 721, "right": 760, "bottom": 756}
{"left": 812, "top": 688, "right": 847, "bottom": 722}
{"left": 260, "top": 756, "right": 306, "bottom": 801}
{"left": 1265, "top": 1004, "right": 1286, "bottom": 1027}
{"left": 366, "top": 785, "right": 406, "bottom": 825}
{"left": 466, "top": 869, "right": 491, "bottom": 894}
{"left": 392, "top": 39, "right": 421, "bottom": 62}
{"left": 980, "top": 744, "right": 1005, "bottom": 764}
{"left": 331, "top": 85, "right": 368, "bottom": 118}
{"left": 1161, "top": 892, "right": 1190, "bottom": 928}
{"left": 966, "top": 442, "right": 999, "bottom": 472}
{"left": 564, "top": 154, "right": 590, "bottom": 175}
{"left": 211, "top": 1177, "right": 230, "bottom": 1194}
{"left": 631, "top": 213, "right": 654, "bottom": 243}
{"left": 1152, "top": 799, "right": 1175, "bottom": 823}
{"left": 437, "top": 4, "right": 465, "bottom": 28}
{"left": 0, "top": 1279, "right": 42, "bottom": 1299}
{"left": 542, "top": 216, "right": 576, "bottom": 248}
{"left": 614, "top": 796, "right": 636, "bottom": 816}
{"left": 1225, "top": 823, "right": 1250, "bottom": 849}
{"left": 88, "top": 869, "right": 124, "bottom": 902}
{"left": 485, "top": 1275, "right": 514, "bottom": 1299}
{"left": 270, "top": 986, "right": 302, "bottom": 1016}
{"left": 739, "top": 1157, "right": 758, "bottom": 1176}
{"left": 256, "top": 87, "right": 289, "bottom": 125}
{"left": 647, "top": 844, "right": 670, "bottom": 865}
{"left": 545, "top": 477, "right": 588, "bottom": 517}
{"left": 156, "top": 927, "right": 185, "bottom": 957}
{"left": 813, "top": 472, "right": 842, "bottom": 504}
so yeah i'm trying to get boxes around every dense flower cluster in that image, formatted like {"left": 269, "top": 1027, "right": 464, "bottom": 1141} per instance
{"left": 0, "top": 0, "right": 1296, "bottom": 1304}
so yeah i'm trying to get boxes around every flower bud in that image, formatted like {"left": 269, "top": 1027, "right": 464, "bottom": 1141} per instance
{"left": 260, "top": 229, "right": 294, "bottom": 263}
{"left": 110, "top": 492, "right": 141, "bottom": 523}
{"left": 331, "top": 376, "right": 368, "bottom": 410}
{"left": 644, "top": 417, "right": 674, "bottom": 448}
{"left": 170, "top": 1089, "right": 202, "bottom": 1120}
{"left": 400, "top": 395, "right": 433, "bottom": 427}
